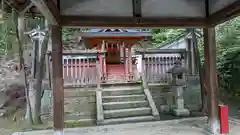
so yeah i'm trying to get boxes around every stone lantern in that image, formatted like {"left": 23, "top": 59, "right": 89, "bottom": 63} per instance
{"left": 167, "top": 60, "right": 190, "bottom": 116}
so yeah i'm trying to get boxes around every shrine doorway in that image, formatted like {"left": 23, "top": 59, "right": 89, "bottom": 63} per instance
{"left": 105, "top": 43, "right": 125, "bottom": 81}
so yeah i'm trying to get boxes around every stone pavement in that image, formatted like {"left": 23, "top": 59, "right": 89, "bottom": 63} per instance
{"left": 12, "top": 117, "right": 240, "bottom": 135}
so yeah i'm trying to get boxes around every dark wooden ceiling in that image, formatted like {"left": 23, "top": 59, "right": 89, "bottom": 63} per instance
{"left": 2, "top": 0, "right": 38, "bottom": 14}
{"left": 2, "top": 0, "right": 240, "bottom": 27}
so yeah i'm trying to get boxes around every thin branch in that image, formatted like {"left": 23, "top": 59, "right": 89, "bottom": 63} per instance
{"left": 3, "top": 0, "right": 19, "bottom": 11}
{"left": 21, "top": 2, "right": 33, "bottom": 14}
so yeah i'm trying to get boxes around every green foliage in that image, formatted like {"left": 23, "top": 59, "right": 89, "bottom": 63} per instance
{"left": 195, "top": 17, "right": 240, "bottom": 95}
{"left": 214, "top": 17, "right": 240, "bottom": 95}
{"left": 150, "top": 20, "right": 240, "bottom": 96}
{"left": 62, "top": 28, "right": 89, "bottom": 44}
{"left": 151, "top": 29, "right": 186, "bottom": 45}
{"left": 0, "top": 13, "right": 16, "bottom": 57}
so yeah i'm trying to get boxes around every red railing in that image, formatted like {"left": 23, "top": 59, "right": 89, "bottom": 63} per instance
{"left": 63, "top": 58, "right": 99, "bottom": 87}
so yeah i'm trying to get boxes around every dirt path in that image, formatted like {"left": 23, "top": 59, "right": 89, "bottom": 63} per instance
{"left": 12, "top": 117, "right": 240, "bottom": 135}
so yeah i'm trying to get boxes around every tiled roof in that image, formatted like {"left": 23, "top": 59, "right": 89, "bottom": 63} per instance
{"left": 90, "top": 29, "right": 142, "bottom": 33}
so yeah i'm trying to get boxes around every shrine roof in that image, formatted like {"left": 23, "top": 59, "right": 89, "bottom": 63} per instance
{"left": 155, "top": 30, "right": 202, "bottom": 49}
{"left": 78, "top": 28, "right": 151, "bottom": 38}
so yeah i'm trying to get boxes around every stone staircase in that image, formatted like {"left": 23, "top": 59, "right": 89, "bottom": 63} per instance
{"left": 97, "top": 82, "right": 159, "bottom": 125}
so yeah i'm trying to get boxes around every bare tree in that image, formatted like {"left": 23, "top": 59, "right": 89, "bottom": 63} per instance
{"left": 190, "top": 28, "right": 208, "bottom": 114}
{"left": 34, "top": 29, "right": 49, "bottom": 124}
{"left": 14, "top": 11, "right": 33, "bottom": 124}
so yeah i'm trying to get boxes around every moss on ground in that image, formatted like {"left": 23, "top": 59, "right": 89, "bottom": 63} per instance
{"left": 64, "top": 120, "right": 96, "bottom": 128}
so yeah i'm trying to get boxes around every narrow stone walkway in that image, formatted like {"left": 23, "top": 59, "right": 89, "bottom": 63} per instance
{"left": 12, "top": 117, "right": 240, "bottom": 135}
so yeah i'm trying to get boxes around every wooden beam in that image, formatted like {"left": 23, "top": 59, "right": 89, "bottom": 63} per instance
{"left": 20, "top": 1, "right": 34, "bottom": 14}
{"left": 61, "top": 15, "right": 207, "bottom": 28}
{"left": 51, "top": 25, "right": 64, "bottom": 134}
{"left": 203, "top": 28, "right": 219, "bottom": 134}
{"left": 136, "top": 49, "right": 186, "bottom": 54}
{"left": 3, "top": 0, "right": 19, "bottom": 11}
{"left": 48, "top": 50, "right": 106, "bottom": 56}
{"left": 30, "top": 0, "right": 60, "bottom": 25}
{"left": 208, "top": 0, "right": 240, "bottom": 26}
{"left": 132, "top": 0, "right": 142, "bottom": 17}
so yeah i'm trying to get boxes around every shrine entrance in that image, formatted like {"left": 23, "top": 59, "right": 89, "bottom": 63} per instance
{"left": 105, "top": 43, "right": 125, "bottom": 81}
{"left": 79, "top": 29, "right": 151, "bottom": 83}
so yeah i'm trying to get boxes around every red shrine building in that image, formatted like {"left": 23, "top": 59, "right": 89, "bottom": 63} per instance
{"left": 62, "top": 29, "right": 151, "bottom": 85}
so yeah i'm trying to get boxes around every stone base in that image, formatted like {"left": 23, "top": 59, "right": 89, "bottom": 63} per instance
{"left": 173, "top": 108, "right": 190, "bottom": 116}
{"left": 54, "top": 130, "right": 64, "bottom": 135}
{"left": 160, "top": 105, "right": 170, "bottom": 112}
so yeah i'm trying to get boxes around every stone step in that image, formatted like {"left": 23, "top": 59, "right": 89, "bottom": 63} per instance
{"left": 102, "top": 94, "right": 147, "bottom": 102}
{"left": 103, "top": 85, "right": 142, "bottom": 91}
{"left": 104, "top": 107, "right": 152, "bottom": 119}
{"left": 100, "top": 116, "right": 156, "bottom": 125}
{"left": 101, "top": 82, "right": 142, "bottom": 88}
{"left": 103, "top": 101, "right": 149, "bottom": 110}
{"left": 102, "top": 89, "right": 143, "bottom": 96}
{"left": 65, "top": 119, "right": 95, "bottom": 127}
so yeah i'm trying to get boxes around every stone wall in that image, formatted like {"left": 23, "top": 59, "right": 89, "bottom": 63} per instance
{"left": 149, "top": 84, "right": 173, "bottom": 113}
{"left": 183, "top": 75, "right": 202, "bottom": 111}
{"left": 64, "top": 87, "right": 97, "bottom": 125}
{"left": 148, "top": 75, "right": 202, "bottom": 114}
{"left": 41, "top": 87, "right": 97, "bottom": 126}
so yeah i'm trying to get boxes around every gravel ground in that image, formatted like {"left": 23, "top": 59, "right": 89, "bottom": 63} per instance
{"left": 12, "top": 117, "right": 240, "bottom": 135}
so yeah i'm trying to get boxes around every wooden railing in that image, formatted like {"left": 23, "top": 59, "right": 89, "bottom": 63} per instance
{"left": 136, "top": 49, "right": 186, "bottom": 84}
{"left": 59, "top": 50, "right": 104, "bottom": 87}
{"left": 63, "top": 58, "right": 99, "bottom": 87}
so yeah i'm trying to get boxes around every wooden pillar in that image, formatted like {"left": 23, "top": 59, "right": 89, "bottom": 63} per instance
{"left": 123, "top": 42, "right": 128, "bottom": 81}
{"left": 186, "top": 39, "right": 192, "bottom": 74}
{"left": 102, "top": 40, "right": 107, "bottom": 80}
{"left": 203, "top": 28, "right": 219, "bottom": 134}
{"left": 97, "top": 43, "right": 103, "bottom": 80}
{"left": 191, "top": 38, "right": 196, "bottom": 74}
{"left": 128, "top": 44, "right": 133, "bottom": 80}
{"left": 51, "top": 26, "right": 64, "bottom": 134}
{"left": 141, "top": 53, "right": 146, "bottom": 78}
{"left": 186, "top": 38, "right": 196, "bottom": 75}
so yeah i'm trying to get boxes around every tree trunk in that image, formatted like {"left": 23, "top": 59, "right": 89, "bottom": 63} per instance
{"left": 200, "top": 67, "right": 208, "bottom": 114}
{"left": 15, "top": 12, "right": 34, "bottom": 124}
{"left": 33, "top": 31, "right": 49, "bottom": 124}
{"left": 190, "top": 29, "right": 208, "bottom": 113}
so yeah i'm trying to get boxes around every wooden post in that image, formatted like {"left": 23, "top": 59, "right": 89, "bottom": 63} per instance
{"left": 31, "top": 40, "right": 37, "bottom": 78}
{"left": 102, "top": 41, "right": 107, "bottom": 81}
{"left": 128, "top": 44, "right": 133, "bottom": 81}
{"left": 97, "top": 43, "right": 103, "bottom": 79}
{"left": 51, "top": 25, "right": 64, "bottom": 135}
{"left": 141, "top": 53, "right": 146, "bottom": 80}
{"left": 125, "top": 44, "right": 129, "bottom": 81}
{"left": 190, "top": 38, "right": 196, "bottom": 74}
{"left": 203, "top": 28, "right": 219, "bottom": 134}
{"left": 46, "top": 54, "right": 52, "bottom": 89}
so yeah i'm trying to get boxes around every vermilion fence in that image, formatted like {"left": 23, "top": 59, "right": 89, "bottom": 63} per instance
{"left": 63, "top": 57, "right": 99, "bottom": 87}
{"left": 56, "top": 49, "right": 186, "bottom": 87}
